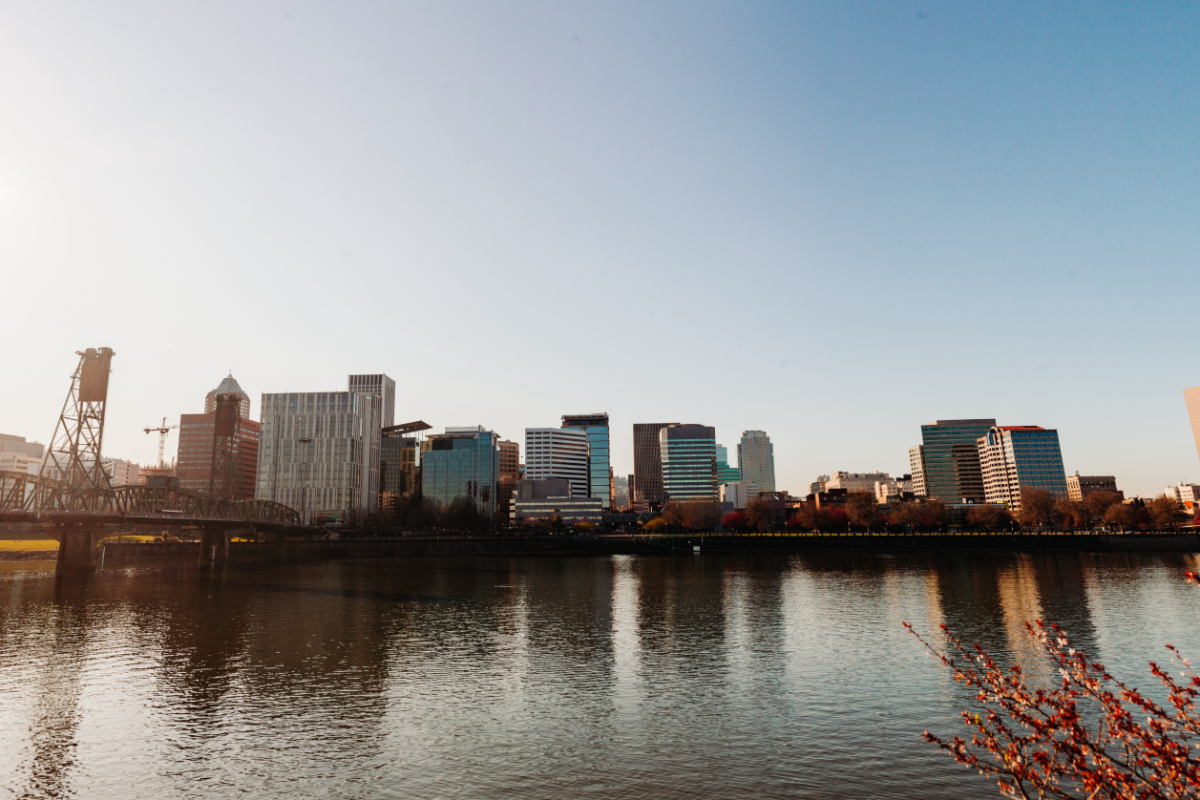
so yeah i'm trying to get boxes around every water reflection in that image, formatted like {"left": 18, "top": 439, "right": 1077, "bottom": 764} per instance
{"left": 0, "top": 552, "right": 1197, "bottom": 800}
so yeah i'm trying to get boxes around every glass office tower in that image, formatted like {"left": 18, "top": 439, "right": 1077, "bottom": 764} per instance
{"left": 633, "top": 422, "right": 677, "bottom": 506}
{"left": 660, "top": 424, "right": 717, "bottom": 501}
{"left": 978, "top": 425, "right": 1069, "bottom": 509}
{"left": 715, "top": 444, "right": 742, "bottom": 484}
{"left": 919, "top": 419, "right": 995, "bottom": 503}
{"left": 420, "top": 427, "right": 498, "bottom": 517}
{"left": 562, "top": 413, "right": 613, "bottom": 510}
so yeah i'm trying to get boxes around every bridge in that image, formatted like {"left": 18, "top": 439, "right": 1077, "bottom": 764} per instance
{"left": 2, "top": 347, "right": 309, "bottom": 570}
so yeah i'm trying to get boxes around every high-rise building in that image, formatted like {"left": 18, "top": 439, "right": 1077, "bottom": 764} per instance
{"left": 918, "top": 419, "right": 995, "bottom": 503}
{"left": 660, "top": 424, "right": 717, "bottom": 501}
{"left": 497, "top": 439, "right": 520, "bottom": 525}
{"left": 256, "top": 378, "right": 383, "bottom": 522}
{"left": 977, "top": 425, "right": 1069, "bottom": 510}
{"left": 737, "top": 430, "right": 776, "bottom": 493}
{"left": 421, "top": 426, "right": 498, "bottom": 517}
{"left": 908, "top": 445, "right": 927, "bottom": 496}
{"left": 562, "top": 413, "right": 613, "bottom": 509}
{"left": 1066, "top": 473, "right": 1121, "bottom": 502}
{"left": 179, "top": 375, "right": 261, "bottom": 499}
{"left": 205, "top": 374, "right": 252, "bottom": 418}
{"left": 525, "top": 427, "right": 589, "bottom": 497}
{"left": 1186, "top": 387, "right": 1200, "bottom": 463}
{"left": 715, "top": 444, "right": 742, "bottom": 484}
{"left": 633, "top": 423, "right": 677, "bottom": 506}
{"left": 720, "top": 481, "right": 758, "bottom": 509}
{"left": 349, "top": 374, "right": 396, "bottom": 429}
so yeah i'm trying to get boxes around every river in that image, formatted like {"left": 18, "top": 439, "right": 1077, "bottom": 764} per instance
{"left": 1, "top": 551, "right": 1198, "bottom": 799}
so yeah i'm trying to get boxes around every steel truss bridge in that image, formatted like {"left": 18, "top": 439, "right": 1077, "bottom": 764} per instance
{"left": 0, "top": 469, "right": 301, "bottom": 528}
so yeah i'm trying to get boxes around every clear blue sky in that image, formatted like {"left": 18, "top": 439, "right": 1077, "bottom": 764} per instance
{"left": 3, "top": 2, "right": 1198, "bottom": 496}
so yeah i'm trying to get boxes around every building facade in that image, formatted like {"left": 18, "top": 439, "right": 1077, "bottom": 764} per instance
{"left": 102, "top": 456, "right": 140, "bottom": 486}
{"left": 919, "top": 419, "right": 995, "bottom": 503}
{"left": 380, "top": 433, "right": 421, "bottom": 519}
{"left": 525, "top": 427, "right": 589, "bottom": 498}
{"left": 660, "top": 424, "right": 717, "bottom": 501}
{"left": 179, "top": 375, "right": 260, "bottom": 499}
{"left": 633, "top": 423, "right": 677, "bottom": 506}
{"left": 562, "top": 413, "right": 613, "bottom": 509}
{"left": 1065, "top": 473, "right": 1121, "bottom": 502}
{"left": 0, "top": 435, "right": 44, "bottom": 476}
{"left": 1164, "top": 483, "right": 1200, "bottom": 511}
{"left": 824, "top": 471, "right": 893, "bottom": 493}
{"left": 496, "top": 439, "right": 520, "bottom": 525}
{"left": 737, "top": 430, "right": 776, "bottom": 493}
{"left": 908, "top": 445, "right": 927, "bottom": 496}
{"left": 1186, "top": 386, "right": 1200, "bottom": 464}
{"left": 720, "top": 481, "right": 759, "bottom": 509}
{"left": 349, "top": 374, "right": 396, "bottom": 429}
{"left": 977, "top": 425, "right": 1069, "bottom": 510}
{"left": 715, "top": 444, "right": 742, "bottom": 484}
{"left": 421, "top": 427, "right": 498, "bottom": 517}
{"left": 256, "top": 383, "right": 382, "bottom": 522}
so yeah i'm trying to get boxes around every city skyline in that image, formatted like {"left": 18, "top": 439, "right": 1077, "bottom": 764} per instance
{"left": 4, "top": 4, "right": 1200, "bottom": 496}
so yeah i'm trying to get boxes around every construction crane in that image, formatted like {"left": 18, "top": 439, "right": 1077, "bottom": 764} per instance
{"left": 143, "top": 418, "right": 179, "bottom": 470}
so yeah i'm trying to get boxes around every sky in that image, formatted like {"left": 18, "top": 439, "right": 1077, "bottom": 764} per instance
{"left": 2, "top": 1, "right": 1199, "bottom": 497}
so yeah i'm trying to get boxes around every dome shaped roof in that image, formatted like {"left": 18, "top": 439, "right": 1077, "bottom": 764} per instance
{"left": 210, "top": 373, "right": 247, "bottom": 398}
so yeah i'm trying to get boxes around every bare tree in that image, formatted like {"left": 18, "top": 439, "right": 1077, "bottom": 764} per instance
{"left": 1016, "top": 487, "right": 1057, "bottom": 529}
{"left": 845, "top": 491, "right": 880, "bottom": 532}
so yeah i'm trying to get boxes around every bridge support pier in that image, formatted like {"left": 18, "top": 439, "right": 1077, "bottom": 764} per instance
{"left": 56, "top": 529, "right": 100, "bottom": 571}
{"left": 199, "top": 527, "right": 231, "bottom": 566}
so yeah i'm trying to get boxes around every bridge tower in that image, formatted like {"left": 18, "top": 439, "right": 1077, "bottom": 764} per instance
{"left": 208, "top": 392, "right": 241, "bottom": 500}
{"left": 39, "top": 348, "right": 116, "bottom": 512}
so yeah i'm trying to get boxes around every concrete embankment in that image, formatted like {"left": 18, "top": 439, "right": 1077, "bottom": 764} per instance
{"left": 79, "top": 531, "right": 1200, "bottom": 567}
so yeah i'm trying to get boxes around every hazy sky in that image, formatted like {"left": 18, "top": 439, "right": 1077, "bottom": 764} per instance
{"left": 3, "top": 2, "right": 1199, "bottom": 496}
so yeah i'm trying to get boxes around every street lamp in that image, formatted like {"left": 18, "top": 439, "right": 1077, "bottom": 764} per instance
{"left": 298, "top": 437, "right": 313, "bottom": 525}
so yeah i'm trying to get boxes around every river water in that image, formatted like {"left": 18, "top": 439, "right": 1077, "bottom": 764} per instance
{"left": 1, "top": 551, "right": 1198, "bottom": 799}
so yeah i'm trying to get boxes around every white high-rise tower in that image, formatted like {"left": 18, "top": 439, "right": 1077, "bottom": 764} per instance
{"left": 737, "top": 430, "right": 776, "bottom": 493}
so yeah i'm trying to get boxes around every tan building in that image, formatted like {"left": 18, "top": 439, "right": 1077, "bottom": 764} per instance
{"left": 103, "top": 456, "right": 141, "bottom": 486}
{"left": 497, "top": 440, "right": 520, "bottom": 525}
{"left": 824, "top": 471, "right": 893, "bottom": 493}
{"left": 1065, "top": 473, "right": 1121, "bottom": 502}
{"left": 1186, "top": 386, "right": 1200, "bottom": 463}
{"left": 1164, "top": 483, "right": 1200, "bottom": 511}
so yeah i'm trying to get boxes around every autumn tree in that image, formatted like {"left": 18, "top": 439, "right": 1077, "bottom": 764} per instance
{"left": 683, "top": 500, "right": 722, "bottom": 531}
{"left": 966, "top": 504, "right": 1013, "bottom": 532}
{"left": 1148, "top": 495, "right": 1188, "bottom": 530}
{"left": 641, "top": 517, "right": 666, "bottom": 533}
{"left": 1084, "top": 489, "right": 1124, "bottom": 519}
{"left": 744, "top": 496, "right": 774, "bottom": 532}
{"left": 1015, "top": 486, "right": 1058, "bottom": 529}
{"left": 660, "top": 501, "right": 687, "bottom": 529}
{"left": 906, "top": 573, "right": 1200, "bottom": 799}
{"left": 722, "top": 510, "right": 747, "bottom": 531}
{"left": 845, "top": 491, "right": 881, "bottom": 532}
{"left": 1054, "top": 499, "right": 1092, "bottom": 531}
{"left": 1103, "top": 501, "right": 1149, "bottom": 532}
{"left": 890, "top": 499, "right": 950, "bottom": 532}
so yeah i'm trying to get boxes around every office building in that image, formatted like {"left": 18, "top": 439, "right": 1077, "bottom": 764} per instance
{"left": 633, "top": 423, "right": 677, "bottom": 506}
{"left": 256, "top": 377, "right": 383, "bottom": 522}
{"left": 613, "top": 474, "right": 629, "bottom": 509}
{"left": 1164, "top": 483, "right": 1200, "bottom": 510}
{"left": 205, "top": 374, "right": 252, "bottom": 419}
{"left": 977, "top": 426, "right": 1069, "bottom": 510}
{"left": 1066, "top": 473, "right": 1121, "bottom": 502}
{"left": 1186, "top": 387, "right": 1200, "bottom": 463}
{"left": 421, "top": 426, "right": 499, "bottom": 517}
{"left": 720, "top": 481, "right": 758, "bottom": 509}
{"left": 102, "top": 457, "right": 140, "bottom": 486}
{"left": 562, "top": 413, "right": 613, "bottom": 509}
{"left": 179, "top": 375, "right": 261, "bottom": 499}
{"left": 380, "top": 434, "right": 421, "bottom": 519}
{"left": 908, "top": 445, "right": 927, "bottom": 496}
{"left": 525, "top": 427, "right": 589, "bottom": 497}
{"left": 349, "top": 374, "right": 396, "bottom": 429}
{"left": 919, "top": 419, "right": 995, "bottom": 503}
{"left": 0, "top": 435, "right": 44, "bottom": 476}
{"left": 661, "top": 424, "right": 717, "bottom": 501}
{"left": 715, "top": 445, "right": 742, "bottom": 484}
{"left": 824, "top": 471, "right": 893, "bottom": 493}
{"left": 738, "top": 430, "right": 776, "bottom": 493}
{"left": 496, "top": 439, "right": 520, "bottom": 525}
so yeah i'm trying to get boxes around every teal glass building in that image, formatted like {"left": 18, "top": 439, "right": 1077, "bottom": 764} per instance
{"left": 715, "top": 444, "right": 742, "bottom": 484}
{"left": 660, "top": 424, "right": 717, "bottom": 501}
{"left": 918, "top": 419, "right": 995, "bottom": 503}
{"left": 420, "top": 427, "right": 498, "bottom": 517}
{"left": 562, "top": 413, "right": 613, "bottom": 510}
